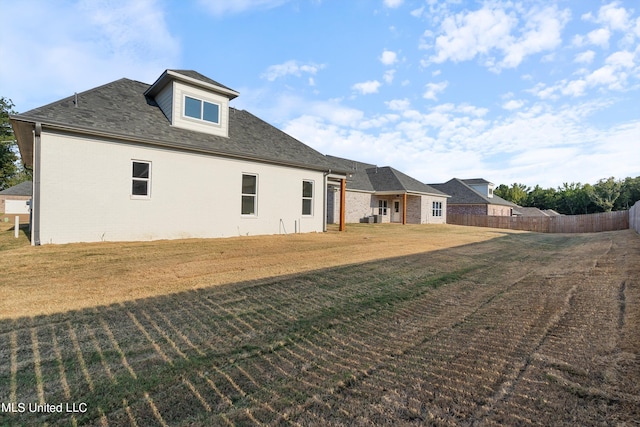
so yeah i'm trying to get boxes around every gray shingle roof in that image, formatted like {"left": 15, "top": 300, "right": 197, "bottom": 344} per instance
{"left": 326, "top": 155, "right": 447, "bottom": 196}
{"left": 0, "top": 180, "right": 32, "bottom": 196}
{"left": 430, "top": 178, "right": 516, "bottom": 206}
{"left": 168, "top": 70, "right": 237, "bottom": 92}
{"left": 12, "top": 77, "right": 336, "bottom": 172}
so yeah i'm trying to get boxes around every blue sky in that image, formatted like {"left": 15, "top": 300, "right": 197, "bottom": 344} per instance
{"left": 1, "top": 0, "right": 638, "bottom": 188}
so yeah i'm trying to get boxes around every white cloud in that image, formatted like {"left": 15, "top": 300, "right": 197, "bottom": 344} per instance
{"left": 383, "top": 70, "right": 396, "bottom": 84}
{"left": 426, "top": 4, "right": 569, "bottom": 71}
{"left": 383, "top": 0, "right": 403, "bottom": 9}
{"left": 502, "top": 99, "right": 525, "bottom": 110}
{"left": 0, "top": 0, "right": 179, "bottom": 110}
{"left": 423, "top": 81, "right": 448, "bottom": 100}
{"left": 352, "top": 80, "right": 382, "bottom": 95}
{"left": 380, "top": 50, "right": 398, "bottom": 65}
{"left": 606, "top": 50, "right": 636, "bottom": 68}
{"left": 574, "top": 50, "right": 596, "bottom": 64}
{"left": 197, "top": 0, "right": 290, "bottom": 16}
{"left": 430, "top": 7, "right": 516, "bottom": 64}
{"left": 386, "top": 99, "right": 410, "bottom": 111}
{"left": 410, "top": 7, "right": 424, "bottom": 18}
{"left": 587, "top": 28, "right": 611, "bottom": 48}
{"left": 592, "top": 1, "right": 631, "bottom": 31}
{"left": 261, "top": 60, "right": 325, "bottom": 81}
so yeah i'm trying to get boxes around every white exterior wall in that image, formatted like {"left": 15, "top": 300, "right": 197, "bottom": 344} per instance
{"left": 38, "top": 130, "right": 325, "bottom": 244}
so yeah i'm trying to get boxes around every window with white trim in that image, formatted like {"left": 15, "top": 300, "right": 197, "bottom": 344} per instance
{"left": 132, "top": 161, "right": 151, "bottom": 198}
{"left": 184, "top": 95, "right": 220, "bottom": 124}
{"left": 432, "top": 201, "right": 443, "bottom": 217}
{"left": 241, "top": 174, "right": 257, "bottom": 215}
{"left": 378, "top": 200, "right": 388, "bottom": 215}
{"left": 302, "top": 180, "right": 314, "bottom": 215}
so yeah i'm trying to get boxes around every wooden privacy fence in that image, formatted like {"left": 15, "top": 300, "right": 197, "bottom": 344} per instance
{"left": 448, "top": 210, "right": 629, "bottom": 233}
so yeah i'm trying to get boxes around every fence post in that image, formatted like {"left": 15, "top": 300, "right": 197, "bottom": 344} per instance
{"left": 14, "top": 216, "right": 19, "bottom": 238}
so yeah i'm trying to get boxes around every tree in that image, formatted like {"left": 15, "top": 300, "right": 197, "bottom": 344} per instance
{"left": 0, "top": 97, "right": 31, "bottom": 190}
{"left": 588, "top": 177, "right": 622, "bottom": 212}
{"left": 494, "top": 183, "right": 530, "bottom": 206}
{"left": 616, "top": 176, "right": 640, "bottom": 210}
{"left": 526, "top": 185, "right": 557, "bottom": 210}
{"left": 556, "top": 182, "right": 593, "bottom": 214}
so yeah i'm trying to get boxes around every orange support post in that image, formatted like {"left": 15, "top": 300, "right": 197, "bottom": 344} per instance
{"left": 402, "top": 193, "right": 407, "bottom": 225}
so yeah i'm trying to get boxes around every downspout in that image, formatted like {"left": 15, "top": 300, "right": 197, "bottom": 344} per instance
{"left": 32, "top": 122, "right": 42, "bottom": 246}
{"left": 323, "top": 170, "right": 330, "bottom": 232}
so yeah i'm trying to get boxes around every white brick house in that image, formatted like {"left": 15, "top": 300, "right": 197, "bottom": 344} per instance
{"left": 11, "top": 70, "right": 347, "bottom": 244}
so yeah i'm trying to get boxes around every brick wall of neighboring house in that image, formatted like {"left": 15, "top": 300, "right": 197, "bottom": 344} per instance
{"left": 487, "top": 204, "right": 513, "bottom": 216}
{"left": 406, "top": 195, "right": 422, "bottom": 224}
{"left": 448, "top": 204, "right": 488, "bottom": 215}
{"left": 345, "top": 191, "right": 376, "bottom": 223}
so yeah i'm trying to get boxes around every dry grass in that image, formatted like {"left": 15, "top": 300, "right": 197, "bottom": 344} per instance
{"left": 0, "top": 222, "right": 516, "bottom": 319}
{"left": 0, "top": 223, "right": 638, "bottom": 426}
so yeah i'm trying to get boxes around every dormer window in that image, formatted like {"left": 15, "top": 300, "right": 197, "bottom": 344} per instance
{"left": 184, "top": 96, "right": 220, "bottom": 124}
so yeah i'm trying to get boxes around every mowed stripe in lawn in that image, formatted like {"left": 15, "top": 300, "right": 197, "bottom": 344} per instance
{"left": 0, "top": 230, "right": 638, "bottom": 426}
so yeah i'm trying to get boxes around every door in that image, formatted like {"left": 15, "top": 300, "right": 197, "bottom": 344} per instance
{"left": 392, "top": 199, "right": 401, "bottom": 223}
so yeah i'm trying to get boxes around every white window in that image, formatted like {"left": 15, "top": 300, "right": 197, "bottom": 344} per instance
{"left": 241, "top": 174, "right": 258, "bottom": 215}
{"left": 378, "top": 200, "right": 388, "bottom": 215}
{"left": 432, "top": 201, "right": 443, "bottom": 217}
{"left": 132, "top": 161, "right": 151, "bottom": 198}
{"left": 302, "top": 180, "right": 314, "bottom": 215}
{"left": 184, "top": 96, "right": 220, "bottom": 124}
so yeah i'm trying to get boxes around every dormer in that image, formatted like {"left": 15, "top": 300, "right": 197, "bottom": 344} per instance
{"left": 463, "top": 179, "right": 495, "bottom": 198}
{"left": 144, "top": 69, "right": 239, "bottom": 138}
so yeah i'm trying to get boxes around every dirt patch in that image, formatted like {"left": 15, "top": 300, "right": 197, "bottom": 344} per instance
{"left": 0, "top": 223, "right": 515, "bottom": 319}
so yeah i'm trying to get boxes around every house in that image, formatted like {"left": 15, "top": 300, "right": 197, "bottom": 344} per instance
{"left": 326, "top": 156, "right": 449, "bottom": 225}
{"left": 10, "top": 70, "right": 348, "bottom": 244}
{"left": 0, "top": 180, "right": 32, "bottom": 223}
{"left": 430, "top": 178, "right": 517, "bottom": 217}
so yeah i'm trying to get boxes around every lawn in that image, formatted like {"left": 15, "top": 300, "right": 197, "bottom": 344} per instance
{"left": 0, "top": 223, "right": 638, "bottom": 425}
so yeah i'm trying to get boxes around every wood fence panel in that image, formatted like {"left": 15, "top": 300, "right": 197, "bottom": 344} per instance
{"left": 447, "top": 210, "right": 629, "bottom": 233}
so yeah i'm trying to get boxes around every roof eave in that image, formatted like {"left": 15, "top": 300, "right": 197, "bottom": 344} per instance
{"left": 9, "top": 117, "right": 35, "bottom": 167}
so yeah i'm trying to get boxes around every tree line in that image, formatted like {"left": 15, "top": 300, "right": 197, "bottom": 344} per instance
{"left": 1, "top": 97, "right": 31, "bottom": 190}
{"left": 495, "top": 177, "right": 640, "bottom": 214}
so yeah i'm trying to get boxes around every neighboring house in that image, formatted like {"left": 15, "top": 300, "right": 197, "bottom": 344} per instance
{"left": 430, "top": 178, "right": 517, "bottom": 216}
{"left": 10, "top": 70, "right": 347, "bottom": 244}
{"left": 326, "top": 156, "right": 449, "bottom": 225}
{"left": 0, "top": 180, "right": 32, "bottom": 223}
